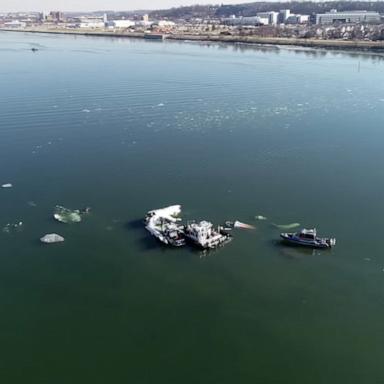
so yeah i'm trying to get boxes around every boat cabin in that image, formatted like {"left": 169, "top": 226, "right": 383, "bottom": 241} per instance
{"left": 298, "top": 228, "right": 317, "bottom": 240}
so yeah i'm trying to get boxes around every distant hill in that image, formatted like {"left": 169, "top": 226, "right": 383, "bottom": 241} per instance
{"left": 149, "top": 1, "right": 384, "bottom": 19}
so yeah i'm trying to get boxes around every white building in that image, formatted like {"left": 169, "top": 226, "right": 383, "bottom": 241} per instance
{"left": 78, "top": 16, "right": 104, "bottom": 29}
{"left": 158, "top": 20, "right": 176, "bottom": 27}
{"left": 109, "top": 19, "right": 135, "bottom": 28}
{"left": 279, "top": 9, "right": 291, "bottom": 23}
{"left": 222, "top": 16, "right": 268, "bottom": 26}
{"left": 296, "top": 15, "right": 310, "bottom": 24}
{"left": 256, "top": 11, "right": 279, "bottom": 25}
{"left": 4, "top": 20, "right": 26, "bottom": 28}
{"left": 316, "top": 10, "right": 381, "bottom": 24}
{"left": 286, "top": 14, "right": 310, "bottom": 24}
{"left": 79, "top": 21, "right": 104, "bottom": 28}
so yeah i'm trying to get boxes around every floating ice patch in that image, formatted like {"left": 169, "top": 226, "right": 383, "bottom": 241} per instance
{"left": 82, "top": 109, "right": 91, "bottom": 113}
{"left": 255, "top": 215, "right": 267, "bottom": 221}
{"left": 53, "top": 206, "right": 82, "bottom": 223}
{"left": 272, "top": 223, "right": 300, "bottom": 230}
{"left": 157, "top": 103, "right": 164, "bottom": 107}
{"left": 1, "top": 183, "right": 12, "bottom": 188}
{"left": 2, "top": 221, "right": 23, "bottom": 233}
{"left": 40, "top": 233, "right": 64, "bottom": 244}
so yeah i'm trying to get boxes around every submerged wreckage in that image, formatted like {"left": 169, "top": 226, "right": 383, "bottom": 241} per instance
{"left": 145, "top": 205, "right": 231, "bottom": 249}
{"left": 145, "top": 205, "right": 186, "bottom": 247}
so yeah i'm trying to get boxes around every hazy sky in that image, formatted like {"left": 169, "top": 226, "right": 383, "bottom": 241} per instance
{"left": 1, "top": 0, "right": 249, "bottom": 12}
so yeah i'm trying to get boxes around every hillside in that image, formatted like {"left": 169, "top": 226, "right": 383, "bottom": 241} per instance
{"left": 149, "top": 1, "right": 384, "bottom": 19}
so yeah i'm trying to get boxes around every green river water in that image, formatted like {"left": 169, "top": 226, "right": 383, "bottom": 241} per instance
{"left": 1, "top": 31, "right": 384, "bottom": 383}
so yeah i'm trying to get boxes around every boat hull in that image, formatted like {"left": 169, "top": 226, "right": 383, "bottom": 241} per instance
{"left": 280, "top": 234, "right": 332, "bottom": 249}
{"left": 185, "top": 233, "right": 232, "bottom": 249}
{"left": 145, "top": 225, "right": 185, "bottom": 247}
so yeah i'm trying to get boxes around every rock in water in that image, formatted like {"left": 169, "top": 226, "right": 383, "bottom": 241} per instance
{"left": 40, "top": 233, "right": 65, "bottom": 244}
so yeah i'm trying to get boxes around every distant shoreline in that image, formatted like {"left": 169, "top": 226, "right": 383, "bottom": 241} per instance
{"left": 2, "top": 27, "right": 384, "bottom": 52}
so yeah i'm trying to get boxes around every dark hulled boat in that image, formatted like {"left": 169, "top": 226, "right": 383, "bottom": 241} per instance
{"left": 280, "top": 228, "right": 336, "bottom": 249}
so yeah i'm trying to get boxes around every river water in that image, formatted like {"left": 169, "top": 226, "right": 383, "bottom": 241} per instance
{"left": 1, "top": 31, "right": 384, "bottom": 383}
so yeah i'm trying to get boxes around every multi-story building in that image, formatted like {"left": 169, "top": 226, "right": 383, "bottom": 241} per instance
{"left": 316, "top": 10, "right": 381, "bottom": 24}
{"left": 256, "top": 11, "right": 279, "bottom": 25}
{"left": 286, "top": 14, "right": 310, "bottom": 24}
{"left": 279, "top": 9, "right": 291, "bottom": 23}
{"left": 107, "top": 19, "right": 136, "bottom": 28}
{"left": 48, "top": 11, "right": 64, "bottom": 22}
{"left": 222, "top": 16, "right": 268, "bottom": 26}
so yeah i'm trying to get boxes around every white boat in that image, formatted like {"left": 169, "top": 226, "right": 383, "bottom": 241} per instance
{"left": 184, "top": 221, "right": 231, "bottom": 249}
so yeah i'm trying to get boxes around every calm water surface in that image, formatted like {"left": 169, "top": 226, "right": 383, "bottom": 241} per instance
{"left": 1, "top": 31, "right": 384, "bottom": 383}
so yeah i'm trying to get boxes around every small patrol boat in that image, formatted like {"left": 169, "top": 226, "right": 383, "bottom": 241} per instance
{"left": 280, "top": 228, "right": 336, "bottom": 249}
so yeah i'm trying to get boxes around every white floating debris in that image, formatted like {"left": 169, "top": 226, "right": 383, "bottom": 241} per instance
{"left": 53, "top": 205, "right": 82, "bottom": 223}
{"left": 1, "top": 183, "right": 12, "bottom": 188}
{"left": 157, "top": 103, "right": 165, "bottom": 107}
{"left": 40, "top": 233, "right": 65, "bottom": 244}
{"left": 234, "top": 221, "right": 255, "bottom": 230}
{"left": 2, "top": 221, "right": 23, "bottom": 233}
{"left": 255, "top": 215, "right": 267, "bottom": 221}
{"left": 273, "top": 223, "right": 301, "bottom": 230}
{"left": 82, "top": 109, "right": 90, "bottom": 113}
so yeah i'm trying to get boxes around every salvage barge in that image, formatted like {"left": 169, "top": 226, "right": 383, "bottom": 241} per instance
{"left": 184, "top": 221, "right": 231, "bottom": 249}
